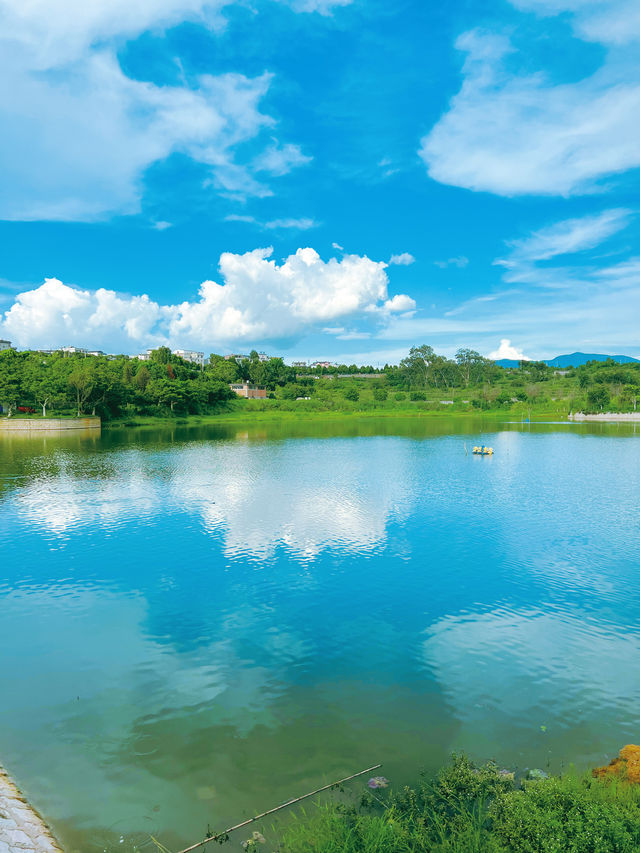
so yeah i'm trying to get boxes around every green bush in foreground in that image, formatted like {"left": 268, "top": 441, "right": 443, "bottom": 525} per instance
{"left": 277, "top": 755, "right": 640, "bottom": 852}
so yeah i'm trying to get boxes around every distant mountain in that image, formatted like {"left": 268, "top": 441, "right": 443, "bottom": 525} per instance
{"left": 545, "top": 352, "right": 640, "bottom": 368}
{"left": 495, "top": 352, "right": 640, "bottom": 369}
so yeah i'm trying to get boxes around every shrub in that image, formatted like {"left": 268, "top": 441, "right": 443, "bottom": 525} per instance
{"left": 410, "top": 391, "right": 427, "bottom": 401}
{"left": 277, "top": 756, "right": 640, "bottom": 853}
{"left": 373, "top": 387, "right": 388, "bottom": 402}
{"left": 490, "top": 775, "right": 640, "bottom": 852}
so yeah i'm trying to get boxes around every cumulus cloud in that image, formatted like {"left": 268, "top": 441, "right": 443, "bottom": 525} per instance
{"left": 0, "top": 248, "right": 413, "bottom": 350}
{"left": 378, "top": 293, "right": 416, "bottom": 315}
{"left": 487, "top": 339, "right": 530, "bottom": 361}
{"left": 420, "top": 26, "right": 640, "bottom": 196}
{"left": 1, "top": 278, "right": 164, "bottom": 349}
{"left": 0, "top": 0, "right": 322, "bottom": 221}
{"left": 389, "top": 253, "right": 415, "bottom": 266}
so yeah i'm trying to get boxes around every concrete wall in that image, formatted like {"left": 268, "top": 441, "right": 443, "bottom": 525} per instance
{"left": 0, "top": 417, "right": 101, "bottom": 432}
{"left": 569, "top": 412, "right": 640, "bottom": 422}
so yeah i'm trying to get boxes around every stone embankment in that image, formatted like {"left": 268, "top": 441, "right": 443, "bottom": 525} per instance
{"left": 569, "top": 412, "right": 640, "bottom": 422}
{"left": 0, "top": 766, "right": 62, "bottom": 853}
{"left": 0, "top": 417, "right": 100, "bottom": 433}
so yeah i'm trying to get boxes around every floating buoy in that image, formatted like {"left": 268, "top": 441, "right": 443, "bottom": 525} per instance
{"left": 472, "top": 446, "right": 493, "bottom": 455}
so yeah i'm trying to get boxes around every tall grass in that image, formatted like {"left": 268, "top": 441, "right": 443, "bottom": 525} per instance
{"left": 277, "top": 755, "right": 640, "bottom": 852}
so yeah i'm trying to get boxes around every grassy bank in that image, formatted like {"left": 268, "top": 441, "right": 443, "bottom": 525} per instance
{"left": 100, "top": 399, "right": 567, "bottom": 429}
{"left": 275, "top": 755, "right": 640, "bottom": 853}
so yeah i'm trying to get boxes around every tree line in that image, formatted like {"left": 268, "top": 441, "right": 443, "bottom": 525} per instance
{"left": 1, "top": 344, "right": 640, "bottom": 418}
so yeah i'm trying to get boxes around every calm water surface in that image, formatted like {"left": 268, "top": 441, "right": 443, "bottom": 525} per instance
{"left": 1, "top": 417, "right": 639, "bottom": 851}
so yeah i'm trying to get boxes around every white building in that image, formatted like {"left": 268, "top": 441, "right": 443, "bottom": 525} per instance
{"left": 60, "top": 346, "right": 88, "bottom": 355}
{"left": 0, "top": 340, "right": 12, "bottom": 352}
{"left": 173, "top": 349, "right": 204, "bottom": 367}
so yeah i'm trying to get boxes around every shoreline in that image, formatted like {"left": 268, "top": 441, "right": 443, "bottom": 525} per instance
{"left": 101, "top": 407, "right": 568, "bottom": 429}
{"left": 0, "top": 764, "right": 62, "bottom": 853}
{"left": 569, "top": 411, "right": 640, "bottom": 422}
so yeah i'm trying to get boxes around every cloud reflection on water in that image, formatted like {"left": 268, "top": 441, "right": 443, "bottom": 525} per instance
{"left": 12, "top": 439, "right": 416, "bottom": 560}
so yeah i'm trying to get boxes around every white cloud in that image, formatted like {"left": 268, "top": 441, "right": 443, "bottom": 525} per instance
{"left": 0, "top": 278, "right": 164, "bottom": 349}
{"left": 0, "top": 1, "right": 226, "bottom": 67}
{"left": 423, "top": 608, "right": 640, "bottom": 735}
{"left": 420, "top": 28, "right": 640, "bottom": 196}
{"left": 252, "top": 142, "right": 312, "bottom": 176}
{"left": 379, "top": 293, "right": 416, "bottom": 314}
{"left": 11, "top": 439, "right": 410, "bottom": 562}
{"left": 0, "top": 0, "right": 326, "bottom": 221}
{"left": 389, "top": 253, "right": 415, "bottom": 266}
{"left": 332, "top": 242, "right": 344, "bottom": 251}
{"left": 153, "top": 221, "right": 173, "bottom": 230}
{"left": 0, "top": 248, "right": 413, "bottom": 350}
{"left": 225, "top": 214, "right": 257, "bottom": 224}
{"left": 225, "top": 214, "right": 318, "bottom": 230}
{"left": 263, "top": 218, "right": 317, "bottom": 230}
{"left": 498, "top": 209, "right": 633, "bottom": 268}
{"left": 487, "top": 339, "right": 531, "bottom": 361}
{"left": 285, "top": 0, "right": 353, "bottom": 13}
{"left": 434, "top": 256, "right": 469, "bottom": 269}
{"left": 379, "top": 210, "right": 640, "bottom": 359}
{"left": 509, "top": 0, "right": 640, "bottom": 45}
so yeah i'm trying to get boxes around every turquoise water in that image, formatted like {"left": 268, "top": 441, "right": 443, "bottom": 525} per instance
{"left": 1, "top": 417, "right": 640, "bottom": 851}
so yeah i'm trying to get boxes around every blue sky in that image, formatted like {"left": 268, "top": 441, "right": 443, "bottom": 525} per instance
{"left": 1, "top": 0, "right": 639, "bottom": 363}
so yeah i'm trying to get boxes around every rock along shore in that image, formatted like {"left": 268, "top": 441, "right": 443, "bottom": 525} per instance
{"left": 0, "top": 765, "right": 62, "bottom": 853}
{"left": 569, "top": 412, "right": 640, "bottom": 421}
{"left": 0, "top": 417, "right": 100, "bottom": 433}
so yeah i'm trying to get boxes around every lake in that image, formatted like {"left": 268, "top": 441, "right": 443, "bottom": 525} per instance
{"left": 2, "top": 416, "right": 639, "bottom": 851}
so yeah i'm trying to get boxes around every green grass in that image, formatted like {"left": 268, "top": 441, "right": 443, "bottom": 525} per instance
{"left": 99, "top": 400, "right": 568, "bottom": 429}
{"left": 276, "top": 756, "right": 640, "bottom": 853}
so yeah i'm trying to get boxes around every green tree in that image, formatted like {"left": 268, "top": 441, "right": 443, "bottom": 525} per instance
{"left": 587, "top": 386, "right": 610, "bottom": 411}
{"left": 455, "top": 348, "right": 485, "bottom": 387}
{"left": 149, "top": 346, "right": 172, "bottom": 365}
{"left": 147, "top": 377, "right": 186, "bottom": 412}
{"left": 208, "top": 357, "right": 240, "bottom": 383}
{"left": 622, "top": 384, "right": 640, "bottom": 411}
{"left": 68, "top": 365, "right": 95, "bottom": 416}
{"left": 134, "top": 364, "right": 151, "bottom": 390}
{"left": 400, "top": 345, "right": 436, "bottom": 388}
{"left": 0, "top": 349, "right": 24, "bottom": 416}
{"left": 520, "top": 360, "right": 550, "bottom": 381}
{"left": 431, "top": 355, "right": 458, "bottom": 389}
{"left": 24, "top": 358, "right": 64, "bottom": 417}
{"left": 578, "top": 370, "right": 591, "bottom": 388}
